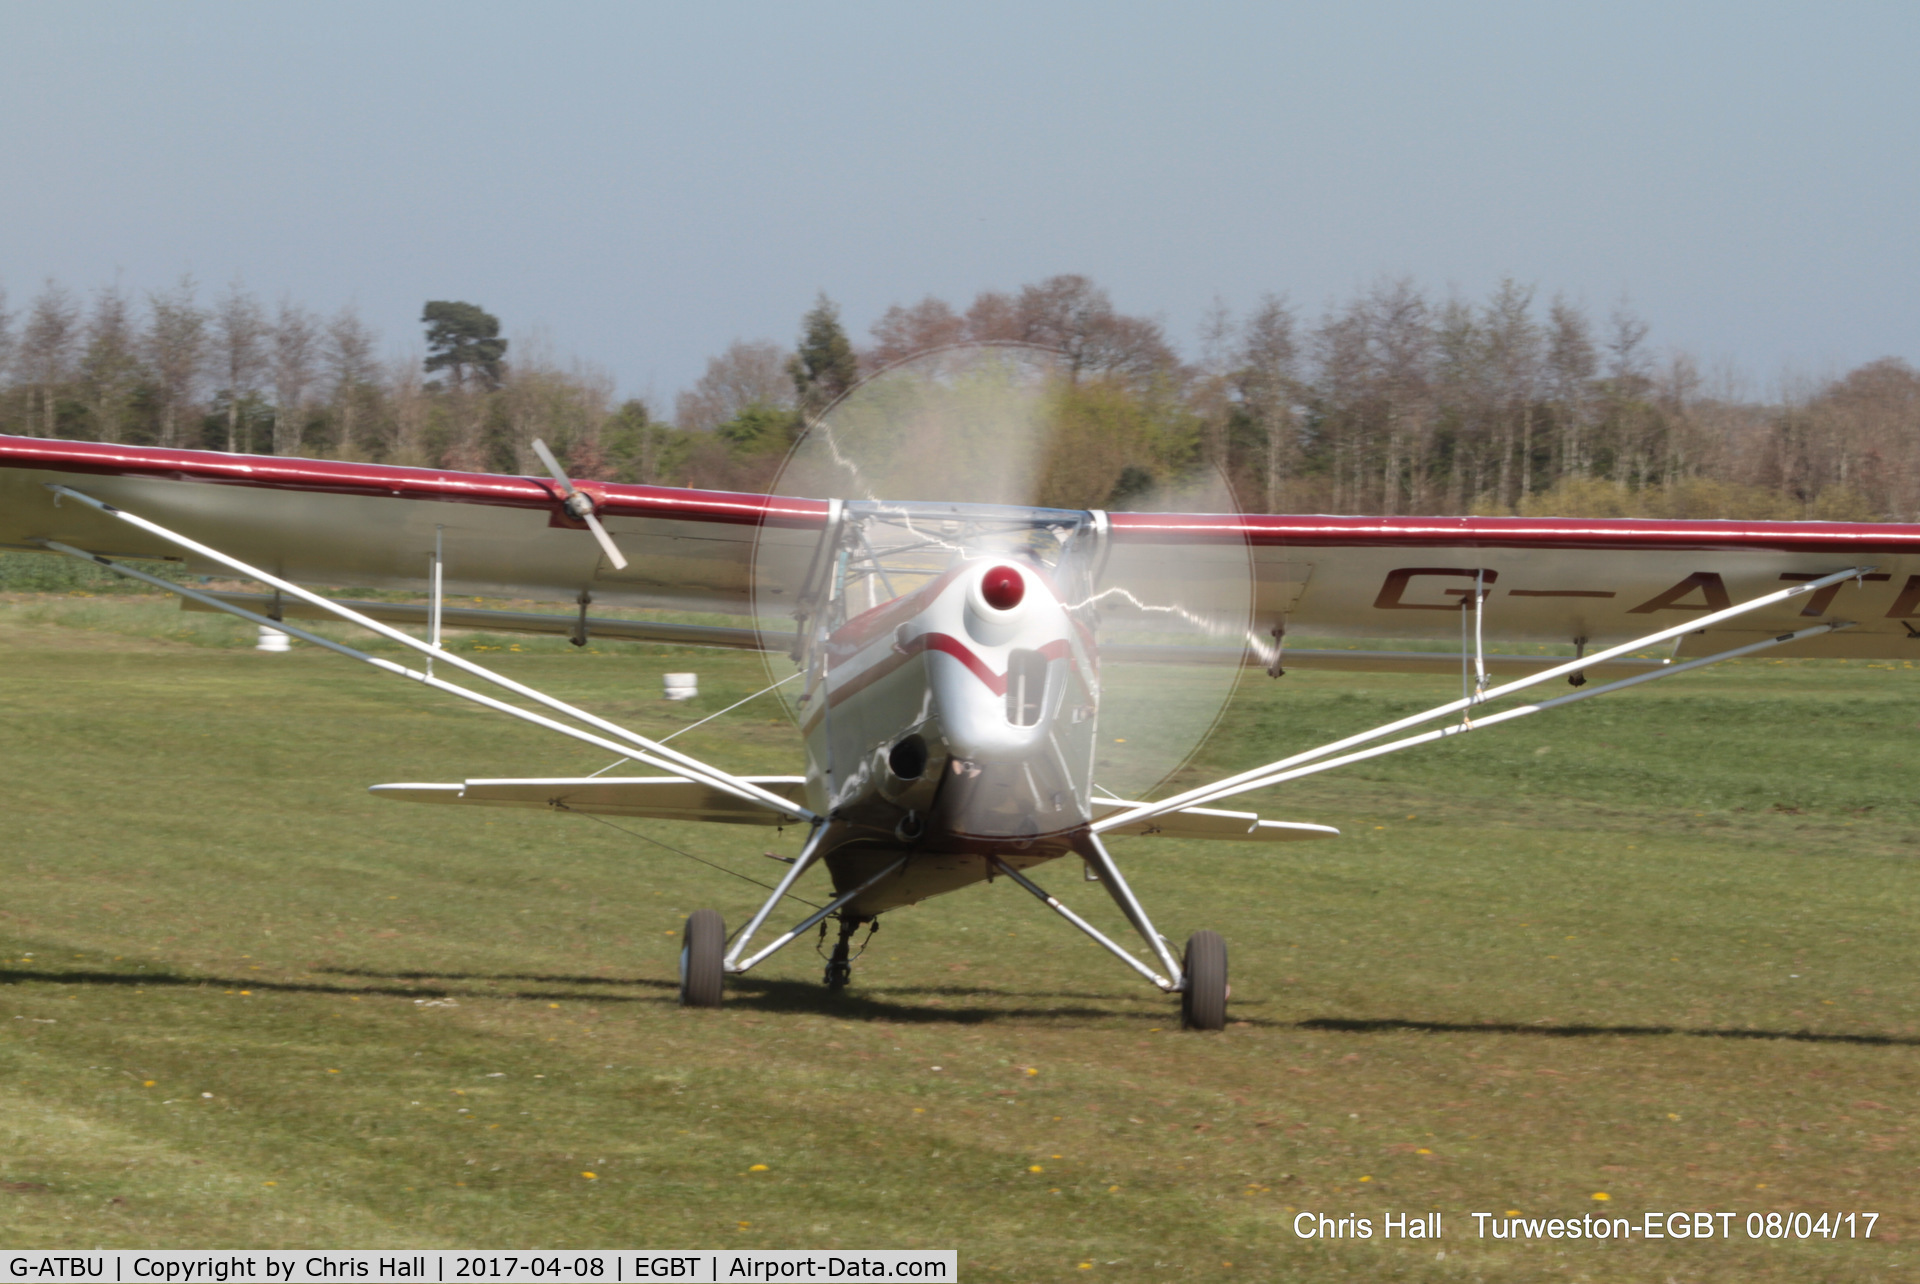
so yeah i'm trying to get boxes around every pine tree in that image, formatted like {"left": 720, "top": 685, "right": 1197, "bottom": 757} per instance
{"left": 788, "top": 293, "right": 858, "bottom": 419}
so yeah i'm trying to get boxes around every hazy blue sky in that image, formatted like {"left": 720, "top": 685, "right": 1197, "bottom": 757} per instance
{"left": 3, "top": 1, "right": 1914, "bottom": 404}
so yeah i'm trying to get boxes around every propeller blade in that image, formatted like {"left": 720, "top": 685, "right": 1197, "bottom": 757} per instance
{"left": 529, "top": 438, "right": 572, "bottom": 493}
{"left": 531, "top": 437, "right": 625, "bottom": 567}
{"left": 583, "top": 510, "right": 628, "bottom": 571}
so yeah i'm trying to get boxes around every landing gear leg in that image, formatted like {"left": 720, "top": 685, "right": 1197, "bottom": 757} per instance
{"left": 823, "top": 916, "right": 862, "bottom": 990}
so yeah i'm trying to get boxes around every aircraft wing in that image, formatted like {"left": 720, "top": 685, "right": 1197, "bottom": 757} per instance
{"left": 1113, "top": 511, "right": 1920, "bottom": 661}
{"left": 1088, "top": 800, "right": 1338, "bottom": 843}
{"left": 369, "top": 776, "right": 810, "bottom": 825}
{"left": 372, "top": 776, "right": 1337, "bottom": 843}
{"left": 9, "top": 435, "right": 1920, "bottom": 660}
{"left": 0, "top": 435, "right": 826, "bottom": 614}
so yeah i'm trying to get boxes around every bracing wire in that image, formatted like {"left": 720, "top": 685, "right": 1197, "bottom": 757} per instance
{"left": 556, "top": 804, "right": 824, "bottom": 910}
{"left": 586, "top": 670, "right": 802, "bottom": 778}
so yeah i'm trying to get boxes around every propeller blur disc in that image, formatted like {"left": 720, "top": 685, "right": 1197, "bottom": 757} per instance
{"left": 752, "top": 343, "right": 1252, "bottom": 805}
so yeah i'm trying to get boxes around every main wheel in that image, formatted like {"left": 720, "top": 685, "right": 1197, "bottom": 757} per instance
{"left": 1180, "top": 930, "right": 1228, "bottom": 1031}
{"left": 679, "top": 908, "right": 725, "bottom": 1008}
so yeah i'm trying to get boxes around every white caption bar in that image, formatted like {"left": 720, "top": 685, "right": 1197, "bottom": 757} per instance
{"left": 0, "top": 1251, "right": 957, "bottom": 1283}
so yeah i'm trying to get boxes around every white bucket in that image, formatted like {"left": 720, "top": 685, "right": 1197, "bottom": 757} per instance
{"left": 256, "top": 626, "right": 291, "bottom": 653}
{"left": 662, "top": 672, "right": 698, "bottom": 700}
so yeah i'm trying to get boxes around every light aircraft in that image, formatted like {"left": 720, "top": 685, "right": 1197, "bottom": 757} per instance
{"left": 5, "top": 345, "right": 1916, "bottom": 1029}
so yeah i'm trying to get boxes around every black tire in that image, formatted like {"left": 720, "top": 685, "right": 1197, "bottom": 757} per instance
{"left": 1180, "top": 930, "right": 1228, "bottom": 1031}
{"left": 679, "top": 909, "right": 725, "bottom": 1008}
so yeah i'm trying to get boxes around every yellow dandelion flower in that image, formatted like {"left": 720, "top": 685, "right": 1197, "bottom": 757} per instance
{"left": 1028, "top": 1165, "right": 1044, "bottom": 1174}
{"left": 1416, "top": 1148, "right": 1431, "bottom": 1154}
{"left": 327, "top": 1069, "right": 340, "bottom": 1074}
{"left": 581, "top": 1172, "right": 597, "bottom": 1180}
{"left": 142, "top": 1080, "right": 155, "bottom": 1087}
{"left": 1591, "top": 1192, "right": 1610, "bottom": 1201}
{"left": 749, "top": 1164, "right": 769, "bottom": 1172}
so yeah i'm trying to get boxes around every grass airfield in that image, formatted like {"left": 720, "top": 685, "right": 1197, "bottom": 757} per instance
{"left": 1, "top": 589, "right": 1916, "bottom": 1281}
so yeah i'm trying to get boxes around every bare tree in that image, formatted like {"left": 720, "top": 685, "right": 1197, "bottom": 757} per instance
{"left": 1191, "top": 298, "right": 1236, "bottom": 477}
{"left": 962, "top": 289, "right": 1022, "bottom": 344}
{"left": 1809, "top": 358, "right": 1920, "bottom": 518}
{"left": 867, "top": 296, "right": 965, "bottom": 369}
{"left": 1479, "top": 280, "right": 1540, "bottom": 508}
{"left": 213, "top": 281, "right": 267, "bottom": 452}
{"left": 498, "top": 333, "right": 615, "bottom": 476}
{"left": 1309, "top": 298, "right": 1372, "bottom": 512}
{"left": 385, "top": 353, "right": 431, "bottom": 466}
{"left": 674, "top": 339, "right": 792, "bottom": 432}
{"left": 78, "top": 286, "right": 144, "bottom": 444}
{"left": 324, "top": 305, "right": 380, "bottom": 458}
{"left": 1004, "top": 274, "right": 1177, "bottom": 383}
{"left": 1233, "top": 294, "right": 1299, "bottom": 512}
{"left": 1364, "top": 278, "right": 1433, "bottom": 514}
{"left": 18, "top": 280, "right": 81, "bottom": 437}
{"left": 1653, "top": 351, "right": 1703, "bottom": 485}
{"left": 1602, "top": 301, "right": 1653, "bottom": 489}
{"left": 271, "top": 297, "right": 319, "bottom": 455}
{"left": 1430, "top": 294, "right": 1483, "bottom": 511}
{"left": 145, "top": 277, "right": 207, "bottom": 448}
{"left": 1545, "top": 296, "right": 1597, "bottom": 478}
{"left": 0, "top": 283, "right": 15, "bottom": 409}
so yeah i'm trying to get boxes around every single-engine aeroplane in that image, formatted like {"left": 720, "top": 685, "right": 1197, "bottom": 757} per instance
{"left": 6, "top": 345, "right": 1917, "bottom": 1028}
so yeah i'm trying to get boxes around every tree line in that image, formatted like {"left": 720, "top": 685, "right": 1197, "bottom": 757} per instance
{"left": 1, "top": 273, "right": 1914, "bottom": 520}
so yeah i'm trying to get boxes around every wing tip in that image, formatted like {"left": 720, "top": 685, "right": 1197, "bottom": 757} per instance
{"left": 367, "top": 783, "right": 465, "bottom": 803}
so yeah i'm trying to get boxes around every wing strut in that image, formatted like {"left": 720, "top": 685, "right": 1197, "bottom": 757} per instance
{"left": 1095, "top": 565, "right": 1874, "bottom": 835}
{"left": 1096, "top": 618, "right": 1854, "bottom": 835}
{"left": 38, "top": 481, "right": 818, "bottom": 824}
{"left": 38, "top": 539, "right": 811, "bottom": 823}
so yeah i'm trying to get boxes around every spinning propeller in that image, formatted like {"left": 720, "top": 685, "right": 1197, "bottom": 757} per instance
{"left": 531, "top": 438, "right": 627, "bottom": 570}
{"left": 749, "top": 343, "right": 1255, "bottom": 805}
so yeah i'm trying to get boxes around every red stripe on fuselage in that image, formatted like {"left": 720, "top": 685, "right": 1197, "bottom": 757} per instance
{"left": 825, "top": 566, "right": 968, "bottom": 668}
{"left": 825, "top": 632, "right": 1074, "bottom": 713}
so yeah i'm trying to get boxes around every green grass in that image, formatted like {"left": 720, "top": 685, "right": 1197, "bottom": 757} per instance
{"left": 1, "top": 591, "right": 1915, "bottom": 1280}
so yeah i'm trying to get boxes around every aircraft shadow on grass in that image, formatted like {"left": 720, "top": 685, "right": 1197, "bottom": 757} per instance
{"left": 310, "top": 967, "right": 1123, "bottom": 1023}
{"left": 1296, "top": 1016, "right": 1920, "bottom": 1048}
{"left": 6, "top": 968, "right": 1914, "bottom": 1044}
{"left": 0, "top": 966, "right": 1113, "bottom": 1024}
{"left": 320, "top": 967, "right": 1134, "bottom": 1003}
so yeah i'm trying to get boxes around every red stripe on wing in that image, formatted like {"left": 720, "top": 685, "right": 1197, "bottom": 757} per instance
{"left": 1109, "top": 510, "right": 1920, "bottom": 555}
{"left": 0, "top": 434, "right": 828, "bottom": 530}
